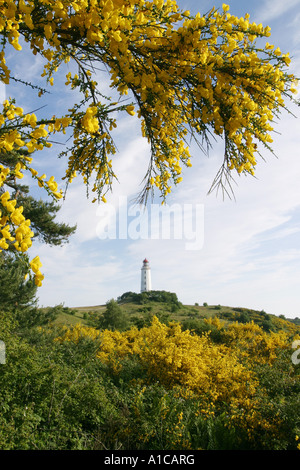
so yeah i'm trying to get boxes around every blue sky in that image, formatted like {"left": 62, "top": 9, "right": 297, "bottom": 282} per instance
{"left": 3, "top": 0, "right": 300, "bottom": 317}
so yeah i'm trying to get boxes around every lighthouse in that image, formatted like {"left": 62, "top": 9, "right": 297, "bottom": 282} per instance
{"left": 141, "top": 258, "right": 152, "bottom": 292}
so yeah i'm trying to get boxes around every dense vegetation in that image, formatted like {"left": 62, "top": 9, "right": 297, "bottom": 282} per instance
{"left": 1, "top": 0, "right": 299, "bottom": 452}
{"left": 0, "top": 0, "right": 298, "bottom": 289}
{"left": 1, "top": 291, "right": 300, "bottom": 450}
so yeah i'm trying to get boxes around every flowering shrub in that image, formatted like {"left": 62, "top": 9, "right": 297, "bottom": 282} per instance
{"left": 1, "top": 309, "right": 300, "bottom": 450}
{"left": 55, "top": 316, "right": 300, "bottom": 448}
{"left": 204, "top": 317, "right": 291, "bottom": 365}
{"left": 0, "top": 0, "right": 298, "bottom": 282}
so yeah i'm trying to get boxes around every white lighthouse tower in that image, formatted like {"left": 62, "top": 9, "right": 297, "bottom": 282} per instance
{"left": 141, "top": 258, "right": 152, "bottom": 292}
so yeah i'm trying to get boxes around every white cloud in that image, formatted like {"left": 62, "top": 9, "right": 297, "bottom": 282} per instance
{"left": 35, "top": 240, "right": 125, "bottom": 307}
{"left": 117, "top": 99, "right": 300, "bottom": 317}
{"left": 253, "top": 0, "right": 300, "bottom": 23}
{"left": 5, "top": 0, "right": 299, "bottom": 318}
{"left": 0, "top": 82, "right": 5, "bottom": 101}
{"left": 35, "top": 104, "right": 300, "bottom": 316}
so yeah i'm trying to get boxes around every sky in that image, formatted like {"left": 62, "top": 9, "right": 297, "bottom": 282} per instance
{"left": 3, "top": 0, "right": 300, "bottom": 317}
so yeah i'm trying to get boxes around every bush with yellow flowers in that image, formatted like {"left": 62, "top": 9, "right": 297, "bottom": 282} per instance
{"left": 1, "top": 307, "right": 300, "bottom": 450}
{"left": 0, "top": 0, "right": 298, "bottom": 283}
{"left": 54, "top": 315, "right": 300, "bottom": 449}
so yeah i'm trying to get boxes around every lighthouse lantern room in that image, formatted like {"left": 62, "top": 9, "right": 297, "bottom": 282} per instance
{"left": 141, "top": 258, "right": 152, "bottom": 292}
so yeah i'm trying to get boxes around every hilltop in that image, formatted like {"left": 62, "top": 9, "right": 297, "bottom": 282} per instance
{"left": 4, "top": 289, "right": 300, "bottom": 450}
{"left": 48, "top": 290, "right": 300, "bottom": 335}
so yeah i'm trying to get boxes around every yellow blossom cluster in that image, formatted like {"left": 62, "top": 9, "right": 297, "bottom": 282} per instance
{"left": 217, "top": 319, "right": 290, "bottom": 365}
{"left": 0, "top": 190, "right": 33, "bottom": 250}
{"left": 56, "top": 316, "right": 297, "bottom": 444}
{"left": 0, "top": 96, "right": 63, "bottom": 282}
{"left": 0, "top": 0, "right": 297, "bottom": 281}
{"left": 0, "top": 0, "right": 296, "bottom": 202}
{"left": 29, "top": 255, "right": 44, "bottom": 286}
{"left": 57, "top": 317, "right": 258, "bottom": 411}
{"left": 0, "top": 179, "right": 46, "bottom": 285}
{"left": 0, "top": 186, "right": 44, "bottom": 285}
{"left": 55, "top": 323, "right": 101, "bottom": 343}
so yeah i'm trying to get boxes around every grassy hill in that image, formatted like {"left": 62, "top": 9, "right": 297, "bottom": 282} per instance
{"left": 4, "top": 290, "right": 300, "bottom": 450}
{"left": 48, "top": 290, "right": 300, "bottom": 335}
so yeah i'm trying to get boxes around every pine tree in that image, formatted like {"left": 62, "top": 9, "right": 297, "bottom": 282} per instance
{"left": 100, "top": 299, "right": 129, "bottom": 331}
{"left": 1, "top": 149, "right": 76, "bottom": 246}
{"left": 0, "top": 251, "right": 36, "bottom": 312}
{"left": 0, "top": 251, "right": 55, "bottom": 327}
{"left": 0, "top": 149, "right": 76, "bottom": 321}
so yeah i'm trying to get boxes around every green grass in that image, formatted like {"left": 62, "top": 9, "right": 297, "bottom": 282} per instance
{"left": 47, "top": 294, "right": 300, "bottom": 336}
{"left": 41, "top": 290, "right": 299, "bottom": 336}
